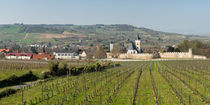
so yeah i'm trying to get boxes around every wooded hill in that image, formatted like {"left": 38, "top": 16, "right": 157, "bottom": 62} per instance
{"left": 0, "top": 24, "right": 210, "bottom": 48}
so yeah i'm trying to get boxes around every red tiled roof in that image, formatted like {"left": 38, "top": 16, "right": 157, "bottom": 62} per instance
{"left": 0, "top": 49, "right": 10, "bottom": 53}
{"left": 0, "top": 49, "right": 4, "bottom": 52}
{"left": 5, "top": 49, "right": 10, "bottom": 52}
{"left": 79, "top": 51, "right": 83, "bottom": 54}
{"left": 32, "top": 53, "right": 54, "bottom": 60}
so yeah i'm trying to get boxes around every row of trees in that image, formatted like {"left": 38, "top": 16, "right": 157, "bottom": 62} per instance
{"left": 177, "top": 40, "right": 210, "bottom": 57}
{"left": 86, "top": 44, "right": 125, "bottom": 59}
{"left": 48, "top": 61, "right": 120, "bottom": 76}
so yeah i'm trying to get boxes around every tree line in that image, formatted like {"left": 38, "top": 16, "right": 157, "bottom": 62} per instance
{"left": 177, "top": 40, "right": 210, "bottom": 57}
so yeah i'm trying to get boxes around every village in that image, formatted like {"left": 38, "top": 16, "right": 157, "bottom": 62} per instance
{"left": 2, "top": 1, "right": 210, "bottom": 104}
{"left": 0, "top": 35, "right": 207, "bottom": 61}
{"left": 0, "top": 48, "right": 88, "bottom": 60}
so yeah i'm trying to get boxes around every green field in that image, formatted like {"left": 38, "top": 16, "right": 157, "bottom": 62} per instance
{"left": 1, "top": 24, "right": 210, "bottom": 48}
{"left": 0, "top": 60, "right": 210, "bottom": 105}
{"left": 0, "top": 60, "right": 48, "bottom": 81}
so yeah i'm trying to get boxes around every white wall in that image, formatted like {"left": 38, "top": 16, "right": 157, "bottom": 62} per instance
{"left": 5, "top": 56, "right": 31, "bottom": 60}
{"left": 54, "top": 53, "right": 79, "bottom": 60}
{"left": 159, "top": 52, "right": 191, "bottom": 59}
{"left": 127, "top": 50, "right": 138, "bottom": 54}
{"left": 119, "top": 53, "right": 153, "bottom": 59}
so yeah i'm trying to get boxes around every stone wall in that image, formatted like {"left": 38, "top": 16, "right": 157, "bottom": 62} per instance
{"left": 159, "top": 52, "right": 192, "bottom": 59}
{"left": 193, "top": 55, "right": 207, "bottom": 59}
{"left": 118, "top": 53, "right": 153, "bottom": 59}
{"left": 111, "top": 49, "right": 207, "bottom": 60}
{"left": 106, "top": 53, "right": 113, "bottom": 59}
{"left": 159, "top": 49, "right": 193, "bottom": 59}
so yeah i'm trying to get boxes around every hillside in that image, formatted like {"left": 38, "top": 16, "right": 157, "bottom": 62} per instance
{"left": 0, "top": 24, "right": 210, "bottom": 48}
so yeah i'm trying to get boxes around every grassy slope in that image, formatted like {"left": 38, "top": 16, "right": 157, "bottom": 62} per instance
{"left": 0, "top": 24, "right": 210, "bottom": 47}
{"left": 1, "top": 61, "right": 210, "bottom": 105}
{"left": 0, "top": 62, "right": 134, "bottom": 105}
{"left": 0, "top": 69, "right": 46, "bottom": 81}
{"left": 153, "top": 62, "right": 180, "bottom": 105}
{"left": 160, "top": 62, "right": 204, "bottom": 105}
{"left": 0, "top": 25, "right": 20, "bottom": 34}
{"left": 136, "top": 69, "right": 156, "bottom": 105}
{"left": 111, "top": 69, "right": 138, "bottom": 105}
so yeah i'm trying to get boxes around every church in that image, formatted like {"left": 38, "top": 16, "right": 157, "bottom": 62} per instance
{"left": 107, "top": 34, "right": 206, "bottom": 60}
{"left": 127, "top": 35, "right": 142, "bottom": 54}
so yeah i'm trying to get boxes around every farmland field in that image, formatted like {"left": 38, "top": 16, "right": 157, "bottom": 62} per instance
{"left": 1, "top": 60, "right": 210, "bottom": 105}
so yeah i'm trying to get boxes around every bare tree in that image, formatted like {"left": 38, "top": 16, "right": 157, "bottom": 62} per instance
{"left": 92, "top": 44, "right": 107, "bottom": 59}
{"left": 152, "top": 51, "right": 160, "bottom": 59}
{"left": 111, "top": 44, "right": 125, "bottom": 58}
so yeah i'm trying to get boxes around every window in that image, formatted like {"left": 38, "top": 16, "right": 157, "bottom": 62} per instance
{"left": 62, "top": 54, "right": 64, "bottom": 56}
{"left": 58, "top": 54, "right": 60, "bottom": 56}
{"left": 65, "top": 54, "right": 67, "bottom": 56}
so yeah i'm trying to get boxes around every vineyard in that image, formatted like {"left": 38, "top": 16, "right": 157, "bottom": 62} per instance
{"left": 0, "top": 60, "right": 48, "bottom": 81}
{"left": 1, "top": 60, "right": 210, "bottom": 105}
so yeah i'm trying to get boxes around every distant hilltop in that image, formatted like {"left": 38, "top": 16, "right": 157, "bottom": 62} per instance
{"left": 1, "top": 24, "right": 210, "bottom": 47}
{"left": 0, "top": 24, "right": 187, "bottom": 35}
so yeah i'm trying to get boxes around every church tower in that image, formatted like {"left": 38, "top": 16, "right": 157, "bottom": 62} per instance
{"left": 135, "top": 34, "right": 141, "bottom": 53}
{"left": 110, "top": 41, "right": 114, "bottom": 52}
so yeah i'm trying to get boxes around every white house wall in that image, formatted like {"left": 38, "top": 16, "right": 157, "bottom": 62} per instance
{"left": 54, "top": 53, "right": 79, "bottom": 60}
{"left": 5, "top": 56, "right": 31, "bottom": 60}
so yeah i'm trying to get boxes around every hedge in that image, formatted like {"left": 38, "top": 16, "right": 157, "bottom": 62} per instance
{"left": 49, "top": 61, "right": 120, "bottom": 76}
{"left": 0, "top": 71, "right": 38, "bottom": 88}
{"left": 0, "top": 88, "right": 18, "bottom": 98}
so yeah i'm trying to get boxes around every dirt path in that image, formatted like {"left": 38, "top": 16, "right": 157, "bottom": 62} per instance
{"left": 11, "top": 80, "right": 41, "bottom": 90}
{"left": 24, "top": 33, "right": 29, "bottom": 39}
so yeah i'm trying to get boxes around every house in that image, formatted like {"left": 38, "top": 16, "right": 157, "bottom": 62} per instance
{"left": 53, "top": 51, "right": 79, "bottom": 60}
{"left": 28, "top": 44, "right": 47, "bottom": 48}
{"left": 32, "top": 53, "right": 54, "bottom": 60}
{"left": 0, "top": 49, "right": 10, "bottom": 53}
{"left": 5, "top": 53, "right": 32, "bottom": 60}
{"left": 79, "top": 51, "right": 87, "bottom": 59}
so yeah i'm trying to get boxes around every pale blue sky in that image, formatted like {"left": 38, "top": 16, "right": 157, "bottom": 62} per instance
{"left": 0, "top": 0, "right": 210, "bottom": 34}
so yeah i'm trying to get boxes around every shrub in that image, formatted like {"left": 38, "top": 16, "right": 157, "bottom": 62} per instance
{"left": 0, "top": 88, "right": 18, "bottom": 98}
{"left": 6, "top": 75, "right": 18, "bottom": 81}
{"left": 58, "top": 62, "right": 68, "bottom": 75}
{"left": 0, "top": 71, "right": 38, "bottom": 88}
{"left": 94, "top": 63, "right": 101, "bottom": 71}
{"left": 40, "top": 71, "right": 51, "bottom": 79}
{"left": 115, "top": 63, "right": 121, "bottom": 67}
{"left": 48, "top": 61, "right": 59, "bottom": 75}
{"left": 48, "top": 61, "right": 120, "bottom": 76}
{"left": 19, "top": 71, "right": 37, "bottom": 82}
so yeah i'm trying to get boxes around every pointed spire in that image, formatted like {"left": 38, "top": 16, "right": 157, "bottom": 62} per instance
{"left": 136, "top": 34, "right": 141, "bottom": 40}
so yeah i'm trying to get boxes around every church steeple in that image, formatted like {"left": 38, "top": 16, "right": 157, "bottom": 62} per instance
{"left": 136, "top": 34, "right": 141, "bottom": 40}
{"left": 135, "top": 34, "right": 141, "bottom": 53}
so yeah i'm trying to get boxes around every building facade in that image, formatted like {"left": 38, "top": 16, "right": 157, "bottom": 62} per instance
{"left": 79, "top": 51, "right": 87, "bottom": 59}
{"left": 5, "top": 53, "right": 32, "bottom": 60}
{"left": 135, "top": 35, "right": 141, "bottom": 53}
{"left": 127, "top": 35, "right": 141, "bottom": 54}
{"left": 53, "top": 51, "right": 79, "bottom": 60}
{"left": 110, "top": 41, "right": 114, "bottom": 52}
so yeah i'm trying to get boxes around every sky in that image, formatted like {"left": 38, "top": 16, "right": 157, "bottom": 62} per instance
{"left": 0, "top": 0, "right": 210, "bottom": 34}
